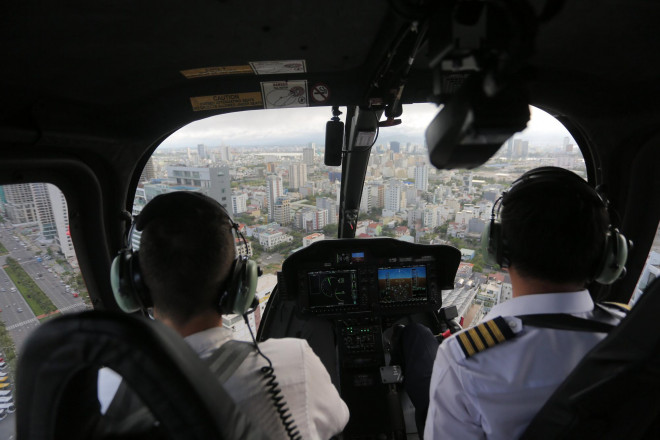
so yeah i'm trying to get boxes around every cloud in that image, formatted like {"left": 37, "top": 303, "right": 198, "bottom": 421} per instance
{"left": 159, "top": 103, "right": 572, "bottom": 149}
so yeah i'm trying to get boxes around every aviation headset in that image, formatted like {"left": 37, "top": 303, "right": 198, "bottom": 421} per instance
{"left": 110, "top": 191, "right": 258, "bottom": 315}
{"left": 484, "top": 166, "right": 629, "bottom": 285}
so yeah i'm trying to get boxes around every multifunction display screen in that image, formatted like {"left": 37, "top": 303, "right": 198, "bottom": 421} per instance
{"left": 378, "top": 265, "right": 428, "bottom": 303}
{"left": 308, "top": 270, "right": 359, "bottom": 308}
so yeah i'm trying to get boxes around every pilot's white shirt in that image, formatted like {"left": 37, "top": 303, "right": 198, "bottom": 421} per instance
{"left": 424, "top": 290, "right": 623, "bottom": 440}
{"left": 187, "top": 327, "right": 350, "bottom": 440}
{"left": 99, "top": 327, "right": 349, "bottom": 439}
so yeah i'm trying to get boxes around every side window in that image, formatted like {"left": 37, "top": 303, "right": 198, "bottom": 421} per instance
{"left": 0, "top": 183, "right": 90, "bottom": 432}
{"left": 630, "top": 222, "right": 660, "bottom": 306}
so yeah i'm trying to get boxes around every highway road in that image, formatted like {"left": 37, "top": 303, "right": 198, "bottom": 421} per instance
{"left": 0, "top": 224, "right": 88, "bottom": 353}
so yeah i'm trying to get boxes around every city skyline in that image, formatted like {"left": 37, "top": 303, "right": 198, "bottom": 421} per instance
{"left": 158, "top": 104, "right": 574, "bottom": 149}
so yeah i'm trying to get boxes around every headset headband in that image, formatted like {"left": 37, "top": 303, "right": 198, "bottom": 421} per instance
{"left": 503, "top": 166, "right": 605, "bottom": 209}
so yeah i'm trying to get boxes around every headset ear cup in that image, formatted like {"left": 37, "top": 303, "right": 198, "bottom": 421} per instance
{"left": 233, "top": 260, "right": 258, "bottom": 315}
{"left": 594, "top": 229, "right": 629, "bottom": 285}
{"left": 484, "top": 222, "right": 504, "bottom": 266}
{"left": 110, "top": 252, "right": 143, "bottom": 313}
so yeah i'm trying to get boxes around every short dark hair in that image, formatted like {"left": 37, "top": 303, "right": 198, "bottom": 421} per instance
{"left": 500, "top": 170, "right": 610, "bottom": 285}
{"left": 138, "top": 192, "right": 235, "bottom": 324}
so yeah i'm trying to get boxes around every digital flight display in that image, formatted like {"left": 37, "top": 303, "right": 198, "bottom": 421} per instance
{"left": 378, "top": 265, "right": 428, "bottom": 303}
{"left": 308, "top": 270, "right": 359, "bottom": 308}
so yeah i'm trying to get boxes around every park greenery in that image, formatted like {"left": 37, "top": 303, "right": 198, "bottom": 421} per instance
{"left": 322, "top": 223, "right": 338, "bottom": 237}
{"left": 0, "top": 322, "right": 17, "bottom": 375}
{"left": 5, "top": 257, "right": 57, "bottom": 317}
{"left": 0, "top": 242, "right": 7, "bottom": 255}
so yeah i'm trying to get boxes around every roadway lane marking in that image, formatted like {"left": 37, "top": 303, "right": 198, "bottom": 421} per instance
{"left": 7, "top": 319, "right": 38, "bottom": 330}
{"left": 59, "top": 303, "right": 88, "bottom": 312}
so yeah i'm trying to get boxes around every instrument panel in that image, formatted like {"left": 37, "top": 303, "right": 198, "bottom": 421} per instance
{"left": 280, "top": 238, "right": 461, "bottom": 316}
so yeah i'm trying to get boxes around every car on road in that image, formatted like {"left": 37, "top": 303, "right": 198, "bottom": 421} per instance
{"left": 0, "top": 403, "right": 16, "bottom": 414}
{"left": 16, "top": 308, "right": 22, "bottom": 313}
{"left": 72, "top": 293, "right": 79, "bottom": 298}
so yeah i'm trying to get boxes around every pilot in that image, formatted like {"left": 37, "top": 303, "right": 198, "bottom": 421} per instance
{"left": 400, "top": 167, "right": 628, "bottom": 439}
{"left": 103, "top": 191, "right": 349, "bottom": 439}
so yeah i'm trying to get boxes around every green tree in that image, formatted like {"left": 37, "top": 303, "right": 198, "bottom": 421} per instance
{"left": 382, "top": 229, "right": 396, "bottom": 238}
{"left": 322, "top": 223, "right": 339, "bottom": 237}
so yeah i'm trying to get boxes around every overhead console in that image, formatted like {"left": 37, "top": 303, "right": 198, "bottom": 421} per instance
{"left": 280, "top": 238, "right": 461, "bottom": 317}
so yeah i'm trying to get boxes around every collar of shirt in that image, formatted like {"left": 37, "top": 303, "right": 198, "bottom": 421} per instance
{"left": 184, "top": 326, "right": 233, "bottom": 359}
{"left": 483, "top": 289, "right": 594, "bottom": 321}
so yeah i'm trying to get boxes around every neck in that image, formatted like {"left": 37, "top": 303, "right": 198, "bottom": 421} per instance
{"left": 508, "top": 266, "right": 584, "bottom": 298}
{"left": 153, "top": 308, "right": 223, "bottom": 337}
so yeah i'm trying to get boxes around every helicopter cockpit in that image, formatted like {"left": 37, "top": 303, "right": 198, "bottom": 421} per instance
{"left": 3, "top": 0, "right": 660, "bottom": 438}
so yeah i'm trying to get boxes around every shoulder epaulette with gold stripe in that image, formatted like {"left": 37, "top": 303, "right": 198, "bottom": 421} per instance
{"left": 599, "top": 301, "right": 631, "bottom": 312}
{"left": 456, "top": 316, "right": 516, "bottom": 358}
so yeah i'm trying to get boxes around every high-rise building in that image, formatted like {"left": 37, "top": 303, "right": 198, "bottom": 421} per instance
{"left": 288, "top": 162, "right": 307, "bottom": 190}
{"left": 3, "top": 183, "right": 74, "bottom": 258}
{"left": 415, "top": 165, "right": 428, "bottom": 192}
{"left": 303, "top": 147, "right": 314, "bottom": 165}
{"left": 385, "top": 180, "right": 402, "bottom": 212}
{"left": 220, "top": 145, "right": 232, "bottom": 162}
{"left": 47, "top": 184, "right": 75, "bottom": 259}
{"left": 4, "top": 183, "right": 37, "bottom": 224}
{"left": 231, "top": 193, "right": 248, "bottom": 215}
{"left": 521, "top": 140, "right": 529, "bottom": 159}
{"left": 506, "top": 138, "right": 514, "bottom": 159}
{"left": 295, "top": 207, "right": 328, "bottom": 231}
{"left": 166, "top": 166, "right": 232, "bottom": 211}
{"left": 463, "top": 172, "right": 473, "bottom": 192}
{"left": 266, "top": 175, "right": 284, "bottom": 221}
{"left": 390, "top": 141, "right": 400, "bottom": 153}
{"left": 273, "top": 197, "right": 291, "bottom": 225}
{"left": 375, "top": 184, "right": 385, "bottom": 209}
{"left": 359, "top": 187, "right": 371, "bottom": 213}
{"left": 197, "top": 144, "right": 208, "bottom": 160}
{"left": 32, "top": 183, "right": 57, "bottom": 240}
{"left": 513, "top": 139, "right": 523, "bottom": 157}
{"left": 316, "top": 197, "right": 337, "bottom": 224}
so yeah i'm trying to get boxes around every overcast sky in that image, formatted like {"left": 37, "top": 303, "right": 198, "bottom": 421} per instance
{"left": 159, "top": 104, "right": 573, "bottom": 149}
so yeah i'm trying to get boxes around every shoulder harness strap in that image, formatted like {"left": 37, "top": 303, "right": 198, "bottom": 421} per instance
{"left": 456, "top": 316, "right": 516, "bottom": 358}
{"left": 204, "top": 340, "right": 254, "bottom": 384}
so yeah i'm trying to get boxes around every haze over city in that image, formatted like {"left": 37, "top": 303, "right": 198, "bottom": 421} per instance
{"left": 159, "top": 105, "right": 573, "bottom": 149}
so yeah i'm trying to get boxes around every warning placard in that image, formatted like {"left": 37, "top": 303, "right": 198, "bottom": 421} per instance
{"left": 190, "top": 92, "right": 263, "bottom": 112}
{"left": 250, "top": 60, "right": 307, "bottom": 75}
{"left": 260, "top": 80, "right": 308, "bottom": 109}
{"left": 181, "top": 65, "right": 254, "bottom": 79}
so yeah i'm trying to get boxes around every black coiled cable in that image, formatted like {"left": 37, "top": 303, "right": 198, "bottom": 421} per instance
{"left": 259, "top": 364, "right": 302, "bottom": 440}
{"left": 244, "top": 314, "right": 302, "bottom": 440}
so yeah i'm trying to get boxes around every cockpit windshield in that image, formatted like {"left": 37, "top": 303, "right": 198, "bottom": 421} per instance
{"left": 134, "top": 105, "right": 584, "bottom": 282}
